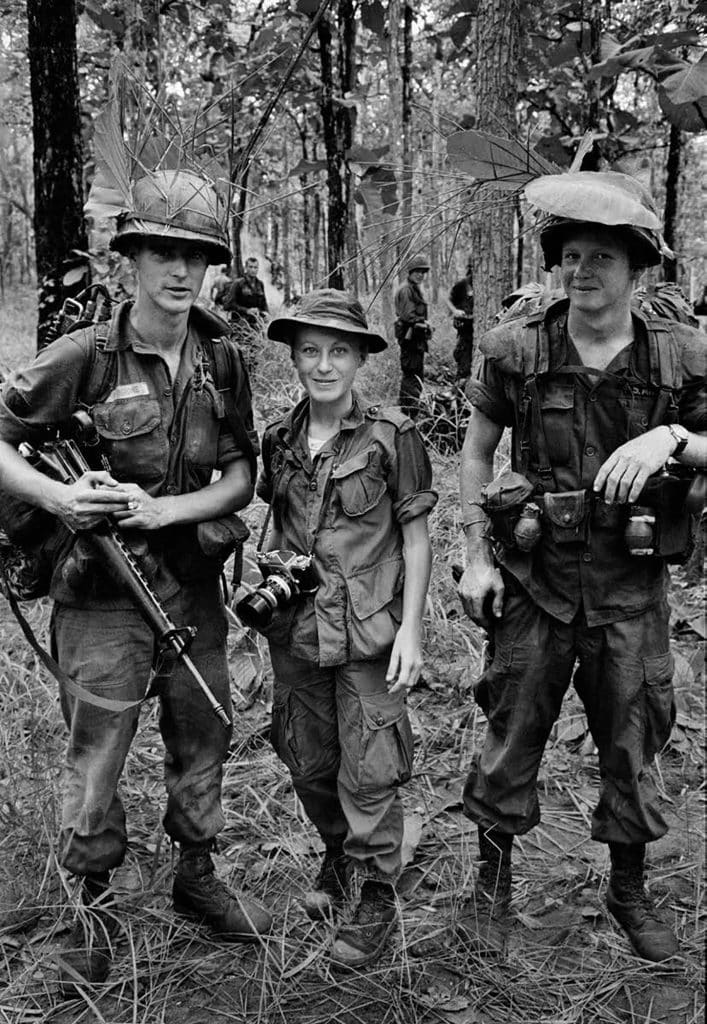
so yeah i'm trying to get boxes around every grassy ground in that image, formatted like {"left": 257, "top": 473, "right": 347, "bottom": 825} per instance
{"left": 0, "top": 286, "right": 704, "bottom": 1023}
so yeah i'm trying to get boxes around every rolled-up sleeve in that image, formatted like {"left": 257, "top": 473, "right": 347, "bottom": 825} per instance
{"left": 389, "top": 422, "right": 438, "bottom": 523}
{"left": 466, "top": 356, "right": 515, "bottom": 428}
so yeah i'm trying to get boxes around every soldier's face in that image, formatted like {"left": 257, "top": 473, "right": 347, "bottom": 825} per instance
{"left": 133, "top": 240, "right": 208, "bottom": 315}
{"left": 560, "top": 228, "right": 640, "bottom": 314}
{"left": 245, "top": 260, "right": 259, "bottom": 277}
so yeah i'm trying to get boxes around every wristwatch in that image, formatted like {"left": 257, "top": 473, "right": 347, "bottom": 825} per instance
{"left": 666, "top": 423, "right": 689, "bottom": 456}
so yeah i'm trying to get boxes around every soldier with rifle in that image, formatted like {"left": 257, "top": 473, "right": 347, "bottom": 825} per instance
{"left": 457, "top": 172, "right": 706, "bottom": 963}
{"left": 0, "top": 152, "right": 272, "bottom": 990}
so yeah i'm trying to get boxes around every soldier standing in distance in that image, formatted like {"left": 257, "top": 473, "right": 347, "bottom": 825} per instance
{"left": 394, "top": 254, "right": 432, "bottom": 416}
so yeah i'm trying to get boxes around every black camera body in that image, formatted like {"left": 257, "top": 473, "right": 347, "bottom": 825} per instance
{"left": 235, "top": 550, "right": 319, "bottom": 630}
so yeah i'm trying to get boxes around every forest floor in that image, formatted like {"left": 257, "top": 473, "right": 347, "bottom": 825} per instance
{"left": 0, "top": 287, "right": 704, "bottom": 1024}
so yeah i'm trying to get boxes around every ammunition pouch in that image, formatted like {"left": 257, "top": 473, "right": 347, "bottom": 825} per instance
{"left": 163, "top": 513, "right": 250, "bottom": 584}
{"left": 481, "top": 472, "right": 534, "bottom": 547}
{"left": 633, "top": 469, "right": 698, "bottom": 563}
{"left": 395, "top": 320, "right": 431, "bottom": 351}
{"left": 542, "top": 490, "right": 588, "bottom": 545}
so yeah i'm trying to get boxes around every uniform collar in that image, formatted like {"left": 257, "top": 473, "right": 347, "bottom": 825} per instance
{"left": 276, "top": 389, "right": 367, "bottom": 446}
{"left": 102, "top": 300, "right": 229, "bottom": 352}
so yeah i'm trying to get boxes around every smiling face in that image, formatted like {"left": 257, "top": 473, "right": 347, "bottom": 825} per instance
{"left": 560, "top": 227, "right": 641, "bottom": 316}
{"left": 409, "top": 268, "right": 428, "bottom": 285}
{"left": 292, "top": 326, "right": 365, "bottom": 409}
{"left": 132, "top": 239, "right": 208, "bottom": 317}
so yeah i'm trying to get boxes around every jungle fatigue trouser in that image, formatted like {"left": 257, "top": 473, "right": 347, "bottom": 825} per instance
{"left": 463, "top": 582, "right": 675, "bottom": 844}
{"left": 269, "top": 644, "right": 414, "bottom": 879}
{"left": 51, "top": 581, "right": 232, "bottom": 876}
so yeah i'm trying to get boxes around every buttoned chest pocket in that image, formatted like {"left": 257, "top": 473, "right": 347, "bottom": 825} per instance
{"left": 332, "top": 448, "right": 387, "bottom": 517}
{"left": 618, "top": 386, "right": 658, "bottom": 440}
{"left": 183, "top": 386, "right": 225, "bottom": 468}
{"left": 93, "top": 396, "right": 167, "bottom": 482}
{"left": 539, "top": 382, "right": 574, "bottom": 466}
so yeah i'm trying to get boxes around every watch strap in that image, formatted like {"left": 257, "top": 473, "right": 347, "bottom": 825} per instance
{"left": 666, "top": 423, "right": 688, "bottom": 456}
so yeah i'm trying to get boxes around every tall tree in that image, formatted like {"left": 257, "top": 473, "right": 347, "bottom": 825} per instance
{"left": 470, "top": 0, "right": 521, "bottom": 338}
{"left": 26, "top": 0, "right": 88, "bottom": 349}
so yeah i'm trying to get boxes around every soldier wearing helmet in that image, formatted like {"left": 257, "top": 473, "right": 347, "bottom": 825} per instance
{"left": 456, "top": 172, "right": 706, "bottom": 962}
{"left": 394, "top": 253, "right": 432, "bottom": 416}
{"left": 0, "top": 154, "right": 272, "bottom": 991}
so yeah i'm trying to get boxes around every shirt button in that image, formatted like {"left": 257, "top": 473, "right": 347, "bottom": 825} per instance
{"left": 582, "top": 552, "right": 592, "bottom": 562}
{"left": 122, "top": 421, "right": 131, "bottom": 434}
{"left": 165, "top": 484, "right": 178, "bottom": 495}
{"left": 585, "top": 445, "right": 596, "bottom": 456}
{"left": 376, "top": 714, "right": 384, "bottom": 726}
{"left": 589, "top": 393, "right": 598, "bottom": 402}
{"left": 163, "top": 386, "right": 172, "bottom": 397}
{"left": 309, "top": 481, "right": 317, "bottom": 492}
{"left": 640, "top": 415, "right": 648, "bottom": 426}
{"left": 562, "top": 512, "right": 572, "bottom": 523}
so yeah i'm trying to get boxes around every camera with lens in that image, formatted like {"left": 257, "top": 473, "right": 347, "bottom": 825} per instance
{"left": 235, "top": 550, "right": 319, "bottom": 630}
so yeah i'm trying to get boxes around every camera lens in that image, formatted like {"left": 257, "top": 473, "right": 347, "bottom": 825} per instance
{"left": 235, "top": 574, "right": 293, "bottom": 629}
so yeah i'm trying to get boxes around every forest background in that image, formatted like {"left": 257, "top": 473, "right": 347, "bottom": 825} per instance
{"left": 0, "top": 2, "right": 705, "bottom": 1023}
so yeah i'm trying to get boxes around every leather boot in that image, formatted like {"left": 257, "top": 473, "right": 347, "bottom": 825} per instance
{"left": 330, "top": 879, "right": 397, "bottom": 970}
{"left": 303, "top": 843, "right": 352, "bottom": 922}
{"left": 57, "top": 872, "right": 117, "bottom": 998}
{"left": 173, "top": 843, "right": 272, "bottom": 942}
{"left": 457, "top": 826, "right": 513, "bottom": 954}
{"left": 606, "top": 843, "right": 679, "bottom": 962}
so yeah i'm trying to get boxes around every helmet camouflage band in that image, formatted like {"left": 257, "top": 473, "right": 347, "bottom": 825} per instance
{"left": 109, "top": 170, "right": 232, "bottom": 266}
{"left": 525, "top": 171, "right": 666, "bottom": 271}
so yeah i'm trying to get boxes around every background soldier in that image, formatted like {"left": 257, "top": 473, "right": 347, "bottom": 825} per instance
{"left": 394, "top": 254, "right": 432, "bottom": 417}
{"left": 457, "top": 171, "right": 706, "bottom": 963}
{"left": 0, "top": 157, "right": 272, "bottom": 992}
{"left": 223, "top": 256, "right": 269, "bottom": 372}
{"left": 447, "top": 260, "right": 474, "bottom": 381}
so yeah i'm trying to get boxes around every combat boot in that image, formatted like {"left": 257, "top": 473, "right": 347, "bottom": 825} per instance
{"left": 330, "top": 879, "right": 397, "bottom": 969}
{"left": 303, "top": 843, "right": 352, "bottom": 921}
{"left": 173, "top": 843, "right": 272, "bottom": 942}
{"left": 57, "top": 872, "right": 118, "bottom": 997}
{"left": 606, "top": 843, "right": 679, "bottom": 962}
{"left": 457, "top": 826, "right": 513, "bottom": 954}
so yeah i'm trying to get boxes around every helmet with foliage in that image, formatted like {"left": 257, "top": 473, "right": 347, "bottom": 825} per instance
{"left": 109, "top": 170, "right": 232, "bottom": 266}
{"left": 525, "top": 171, "right": 665, "bottom": 271}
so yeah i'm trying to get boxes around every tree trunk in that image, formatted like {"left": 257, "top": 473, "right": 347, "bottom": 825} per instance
{"left": 581, "top": 1, "right": 603, "bottom": 169}
{"left": 338, "top": 0, "right": 357, "bottom": 289}
{"left": 662, "top": 123, "right": 682, "bottom": 283}
{"left": 385, "top": 0, "right": 402, "bottom": 290}
{"left": 318, "top": 14, "right": 346, "bottom": 288}
{"left": 470, "top": 0, "right": 521, "bottom": 342}
{"left": 27, "top": 0, "right": 89, "bottom": 350}
{"left": 401, "top": 3, "right": 414, "bottom": 240}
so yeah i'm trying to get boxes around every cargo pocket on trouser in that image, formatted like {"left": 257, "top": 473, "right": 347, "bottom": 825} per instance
{"left": 356, "top": 692, "right": 414, "bottom": 792}
{"left": 643, "top": 651, "right": 675, "bottom": 758}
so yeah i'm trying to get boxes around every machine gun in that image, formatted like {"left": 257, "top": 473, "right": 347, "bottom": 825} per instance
{"left": 19, "top": 413, "right": 231, "bottom": 728}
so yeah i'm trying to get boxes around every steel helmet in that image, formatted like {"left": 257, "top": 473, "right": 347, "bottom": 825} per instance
{"left": 110, "top": 170, "right": 232, "bottom": 265}
{"left": 525, "top": 171, "right": 664, "bottom": 271}
{"left": 405, "top": 254, "right": 431, "bottom": 274}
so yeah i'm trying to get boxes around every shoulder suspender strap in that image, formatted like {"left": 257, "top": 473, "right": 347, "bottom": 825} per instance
{"left": 645, "top": 320, "right": 681, "bottom": 430}
{"left": 206, "top": 337, "right": 258, "bottom": 478}
{"left": 81, "top": 322, "right": 116, "bottom": 408}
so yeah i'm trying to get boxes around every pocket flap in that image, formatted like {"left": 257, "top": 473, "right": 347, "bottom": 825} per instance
{"left": 543, "top": 490, "right": 586, "bottom": 528}
{"left": 94, "top": 397, "right": 161, "bottom": 440}
{"left": 332, "top": 450, "right": 371, "bottom": 480}
{"left": 360, "top": 691, "right": 406, "bottom": 730}
{"left": 196, "top": 514, "right": 250, "bottom": 558}
{"left": 346, "top": 556, "right": 403, "bottom": 619}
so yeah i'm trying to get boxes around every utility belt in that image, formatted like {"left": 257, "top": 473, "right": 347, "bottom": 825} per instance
{"left": 480, "top": 468, "right": 704, "bottom": 564}
{"left": 394, "top": 320, "right": 431, "bottom": 349}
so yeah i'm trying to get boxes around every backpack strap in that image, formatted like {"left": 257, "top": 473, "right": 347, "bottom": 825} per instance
{"left": 204, "top": 335, "right": 258, "bottom": 480}
{"left": 644, "top": 318, "right": 682, "bottom": 429}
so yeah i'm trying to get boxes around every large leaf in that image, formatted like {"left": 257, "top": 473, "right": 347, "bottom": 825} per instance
{"left": 361, "top": 0, "right": 386, "bottom": 36}
{"left": 587, "top": 45, "right": 684, "bottom": 81}
{"left": 642, "top": 30, "right": 701, "bottom": 49}
{"left": 446, "top": 129, "right": 558, "bottom": 189}
{"left": 661, "top": 52, "right": 707, "bottom": 105}
{"left": 658, "top": 86, "right": 707, "bottom": 132}
{"left": 450, "top": 14, "right": 473, "bottom": 49}
{"left": 524, "top": 172, "right": 662, "bottom": 229}
{"left": 84, "top": 97, "right": 132, "bottom": 222}
{"left": 287, "top": 157, "right": 327, "bottom": 178}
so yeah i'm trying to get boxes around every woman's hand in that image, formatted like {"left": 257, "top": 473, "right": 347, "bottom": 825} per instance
{"left": 111, "top": 483, "right": 171, "bottom": 531}
{"left": 53, "top": 471, "right": 133, "bottom": 531}
{"left": 386, "top": 622, "right": 424, "bottom": 694}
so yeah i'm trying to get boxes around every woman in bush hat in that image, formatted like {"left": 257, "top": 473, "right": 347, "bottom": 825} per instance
{"left": 251, "top": 288, "right": 437, "bottom": 969}
{"left": 457, "top": 171, "right": 706, "bottom": 962}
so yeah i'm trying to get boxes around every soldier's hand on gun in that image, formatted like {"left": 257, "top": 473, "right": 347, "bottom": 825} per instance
{"left": 593, "top": 427, "right": 676, "bottom": 504}
{"left": 56, "top": 471, "right": 133, "bottom": 531}
{"left": 111, "top": 483, "right": 167, "bottom": 531}
{"left": 457, "top": 563, "right": 504, "bottom": 632}
{"left": 386, "top": 623, "right": 424, "bottom": 694}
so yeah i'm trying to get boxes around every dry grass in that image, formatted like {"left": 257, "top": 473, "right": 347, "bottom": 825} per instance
{"left": 0, "top": 287, "right": 704, "bottom": 1023}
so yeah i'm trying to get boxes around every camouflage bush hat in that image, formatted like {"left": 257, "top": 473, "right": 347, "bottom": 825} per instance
{"left": 110, "top": 170, "right": 232, "bottom": 266}
{"left": 405, "top": 254, "right": 431, "bottom": 274}
{"left": 525, "top": 171, "right": 664, "bottom": 271}
{"left": 267, "top": 289, "right": 387, "bottom": 352}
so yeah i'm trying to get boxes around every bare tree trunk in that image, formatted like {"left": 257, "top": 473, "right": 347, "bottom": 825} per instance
{"left": 318, "top": 13, "right": 346, "bottom": 288}
{"left": 662, "top": 123, "right": 682, "bottom": 283}
{"left": 27, "top": 0, "right": 89, "bottom": 350}
{"left": 401, "top": 3, "right": 414, "bottom": 244}
{"left": 470, "top": 0, "right": 520, "bottom": 341}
